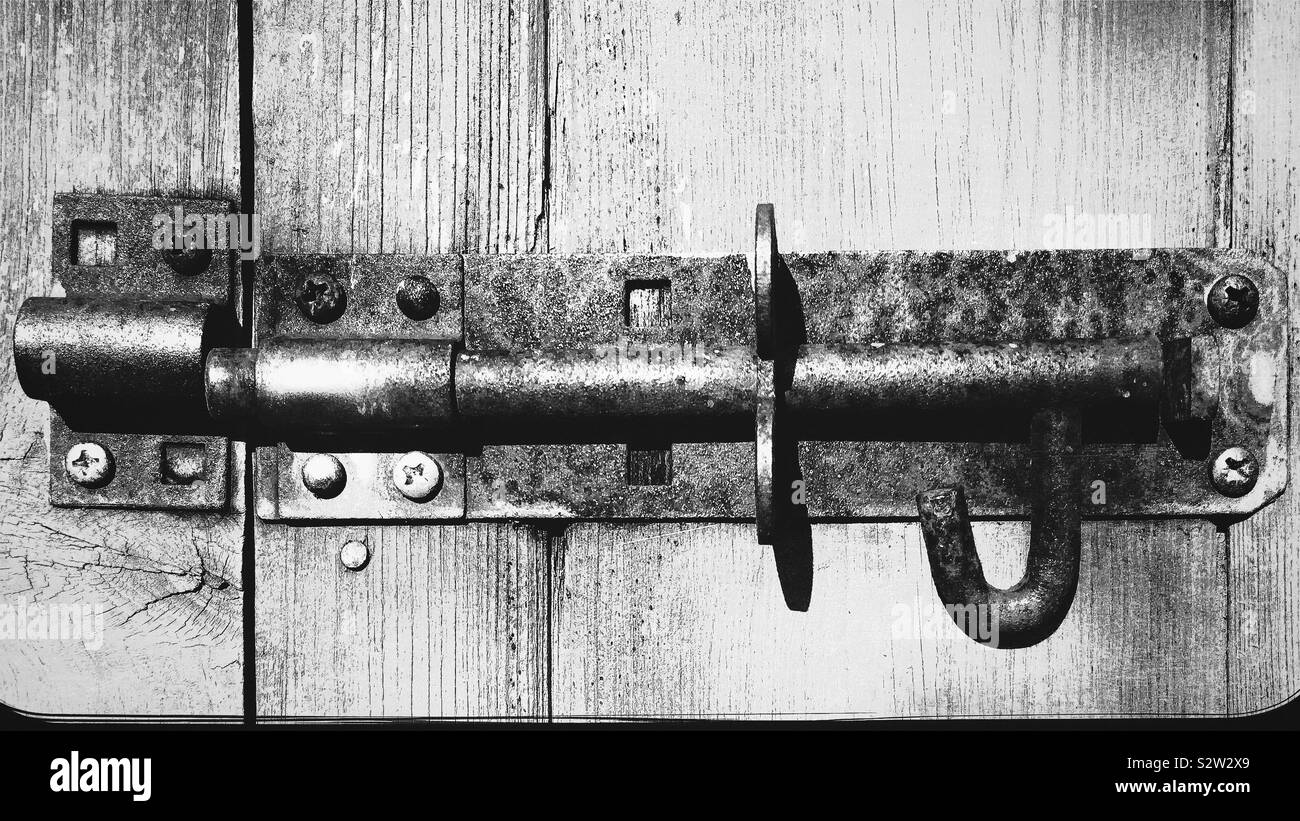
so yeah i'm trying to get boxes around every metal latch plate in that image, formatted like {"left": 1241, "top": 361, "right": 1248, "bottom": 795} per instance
{"left": 47, "top": 194, "right": 234, "bottom": 511}
{"left": 792, "top": 249, "right": 1286, "bottom": 518}
{"left": 471, "top": 248, "right": 1286, "bottom": 521}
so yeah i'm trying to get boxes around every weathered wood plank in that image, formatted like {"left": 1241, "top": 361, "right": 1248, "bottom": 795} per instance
{"left": 253, "top": 0, "right": 549, "bottom": 255}
{"left": 1226, "top": 0, "right": 1300, "bottom": 716}
{"left": 549, "top": 0, "right": 1233, "bottom": 718}
{"left": 255, "top": 524, "right": 547, "bottom": 719}
{"left": 556, "top": 522, "right": 1226, "bottom": 718}
{"left": 0, "top": 0, "right": 242, "bottom": 716}
{"left": 550, "top": 0, "right": 1230, "bottom": 253}
{"left": 251, "top": 0, "right": 551, "bottom": 718}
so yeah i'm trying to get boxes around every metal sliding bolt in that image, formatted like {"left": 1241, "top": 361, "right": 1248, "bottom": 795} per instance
{"left": 65, "top": 442, "right": 115, "bottom": 488}
{"left": 296, "top": 272, "right": 346, "bottom": 323}
{"left": 391, "top": 451, "right": 443, "bottom": 501}
{"left": 339, "top": 540, "right": 370, "bottom": 571}
{"left": 302, "top": 453, "right": 346, "bottom": 498}
{"left": 1210, "top": 446, "right": 1259, "bottom": 497}
{"left": 1207, "top": 274, "right": 1260, "bottom": 329}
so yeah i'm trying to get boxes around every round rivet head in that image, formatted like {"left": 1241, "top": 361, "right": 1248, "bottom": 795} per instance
{"left": 302, "top": 453, "right": 346, "bottom": 498}
{"left": 296, "top": 273, "right": 346, "bottom": 323}
{"left": 65, "top": 442, "right": 114, "bottom": 488}
{"left": 391, "top": 451, "right": 443, "bottom": 501}
{"left": 339, "top": 540, "right": 370, "bottom": 571}
{"left": 396, "top": 275, "right": 440, "bottom": 321}
{"left": 162, "top": 246, "right": 214, "bottom": 276}
{"left": 1207, "top": 274, "right": 1259, "bottom": 329}
{"left": 1210, "top": 446, "right": 1259, "bottom": 497}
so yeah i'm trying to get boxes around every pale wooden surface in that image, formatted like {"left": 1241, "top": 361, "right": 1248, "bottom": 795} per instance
{"left": 253, "top": 0, "right": 549, "bottom": 255}
{"left": 255, "top": 524, "right": 547, "bottom": 719}
{"left": 0, "top": 0, "right": 243, "bottom": 717}
{"left": 555, "top": 522, "right": 1226, "bottom": 718}
{"left": 251, "top": 0, "right": 551, "bottom": 718}
{"left": 548, "top": 0, "right": 1237, "bottom": 718}
{"left": 1227, "top": 0, "right": 1300, "bottom": 716}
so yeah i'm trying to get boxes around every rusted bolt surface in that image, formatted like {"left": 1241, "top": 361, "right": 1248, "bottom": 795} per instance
{"left": 65, "top": 442, "right": 114, "bottom": 488}
{"left": 396, "top": 275, "right": 440, "bottom": 320}
{"left": 1207, "top": 274, "right": 1259, "bottom": 329}
{"left": 296, "top": 273, "right": 346, "bottom": 323}
{"left": 391, "top": 451, "right": 443, "bottom": 501}
{"left": 1210, "top": 446, "right": 1259, "bottom": 497}
{"left": 339, "top": 539, "right": 370, "bottom": 571}
{"left": 302, "top": 453, "right": 346, "bottom": 498}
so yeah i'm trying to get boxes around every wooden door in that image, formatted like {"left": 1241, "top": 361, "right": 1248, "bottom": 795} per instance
{"left": 1, "top": 0, "right": 1295, "bottom": 720}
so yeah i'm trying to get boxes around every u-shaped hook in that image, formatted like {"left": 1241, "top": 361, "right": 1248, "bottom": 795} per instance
{"left": 916, "top": 407, "right": 1083, "bottom": 649}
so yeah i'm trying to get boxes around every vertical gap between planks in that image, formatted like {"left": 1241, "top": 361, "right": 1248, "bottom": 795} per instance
{"left": 532, "top": 0, "right": 552, "bottom": 254}
{"left": 1220, "top": 0, "right": 1237, "bottom": 715}
{"left": 1217, "top": 0, "right": 1236, "bottom": 252}
{"left": 539, "top": 0, "right": 554, "bottom": 722}
{"left": 237, "top": 0, "right": 257, "bottom": 724}
{"left": 546, "top": 527, "right": 556, "bottom": 722}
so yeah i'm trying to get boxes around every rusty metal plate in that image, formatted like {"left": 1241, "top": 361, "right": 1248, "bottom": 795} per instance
{"left": 463, "top": 254, "right": 754, "bottom": 519}
{"left": 253, "top": 254, "right": 466, "bottom": 521}
{"left": 790, "top": 248, "right": 1287, "bottom": 518}
{"left": 53, "top": 193, "right": 235, "bottom": 305}
{"left": 255, "top": 254, "right": 462, "bottom": 342}
{"left": 245, "top": 247, "right": 1285, "bottom": 523}
{"left": 255, "top": 445, "right": 464, "bottom": 521}
{"left": 47, "top": 193, "right": 234, "bottom": 510}
{"left": 49, "top": 416, "right": 230, "bottom": 510}
{"left": 469, "top": 442, "right": 752, "bottom": 519}
{"left": 468, "top": 248, "right": 1285, "bottom": 521}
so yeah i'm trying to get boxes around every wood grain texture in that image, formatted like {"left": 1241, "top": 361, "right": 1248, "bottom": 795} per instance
{"left": 549, "top": 0, "right": 1234, "bottom": 718}
{"left": 0, "top": 0, "right": 242, "bottom": 716}
{"left": 1226, "top": 0, "right": 1300, "bottom": 716}
{"left": 255, "top": 524, "right": 547, "bottom": 719}
{"left": 253, "top": 0, "right": 549, "bottom": 254}
{"left": 550, "top": 0, "right": 1231, "bottom": 254}
{"left": 556, "top": 522, "right": 1226, "bottom": 718}
{"left": 251, "top": 0, "right": 551, "bottom": 718}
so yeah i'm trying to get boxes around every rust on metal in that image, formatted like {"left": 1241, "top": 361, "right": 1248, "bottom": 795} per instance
{"left": 28, "top": 194, "right": 235, "bottom": 511}
{"left": 206, "top": 338, "right": 456, "bottom": 431}
{"left": 787, "top": 338, "right": 1161, "bottom": 416}
{"left": 457, "top": 344, "right": 756, "bottom": 423}
{"left": 917, "top": 407, "right": 1083, "bottom": 649}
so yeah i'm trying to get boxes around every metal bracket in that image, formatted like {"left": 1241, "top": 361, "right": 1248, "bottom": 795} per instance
{"left": 22, "top": 193, "right": 236, "bottom": 510}
{"left": 250, "top": 254, "right": 466, "bottom": 521}
{"left": 788, "top": 247, "right": 1286, "bottom": 519}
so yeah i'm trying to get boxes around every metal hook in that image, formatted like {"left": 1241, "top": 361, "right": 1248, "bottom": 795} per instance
{"left": 916, "top": 407, "right": 1083, "bottom": 649}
